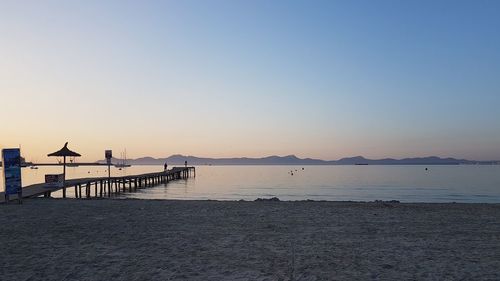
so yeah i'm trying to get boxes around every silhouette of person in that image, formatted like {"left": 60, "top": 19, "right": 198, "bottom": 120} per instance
{"left": 164, "top": 162, "right": 168, "bottom": 171}
{"left": 184, "top": 160, "right": 187, "bottom": 167}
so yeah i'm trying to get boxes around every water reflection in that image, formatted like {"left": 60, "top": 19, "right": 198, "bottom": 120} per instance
{"left": 2, "top": 165, "right": 500, "bottom": 202}
{"left": 124, "top": 165, "right": 500, "bottom": 203}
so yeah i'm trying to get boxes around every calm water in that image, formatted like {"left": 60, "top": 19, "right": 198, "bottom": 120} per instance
{"left": 2, "top": 165, "right": 500, "bottom": 202}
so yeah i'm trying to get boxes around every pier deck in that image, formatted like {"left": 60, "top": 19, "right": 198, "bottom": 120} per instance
{"left": 1, "top": 167, "right": 195, "bottom": 203}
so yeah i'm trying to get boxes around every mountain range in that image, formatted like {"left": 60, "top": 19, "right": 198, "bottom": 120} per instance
{"left": 96, "top": 155, "right": 499, "bottom": 166}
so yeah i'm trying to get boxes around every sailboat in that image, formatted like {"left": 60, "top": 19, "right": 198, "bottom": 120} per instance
{"left": 30, "top": 157, "right": 38, "bottom": 169}
{"left": 115, "top": 149, "right": 132, "bottom": 168}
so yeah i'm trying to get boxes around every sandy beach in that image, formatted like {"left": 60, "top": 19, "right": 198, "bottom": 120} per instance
{"left": 1, "top": 199, "right": 499, "bottom": 280}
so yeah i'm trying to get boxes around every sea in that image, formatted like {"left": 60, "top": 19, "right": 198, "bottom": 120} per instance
{"left": 1, "top": 165, "right": 500, "bottom": 203}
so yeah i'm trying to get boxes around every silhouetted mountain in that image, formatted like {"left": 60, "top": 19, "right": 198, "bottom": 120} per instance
{"left": 336, "top": 156, "right": 370, "bottom": 165}
{"left": 0, "top": 157, "right": 30, "bottom": 167}
{"left": 333, "top": 156, "right": 486, "bottom": 165}
{"left": 96, "top": 155, "right": 499, "bottom": 166}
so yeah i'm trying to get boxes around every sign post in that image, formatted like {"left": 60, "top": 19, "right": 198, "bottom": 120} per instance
{"left": 2, "top": 148, "right": 23, "bottom": 204}
{"left": 105, "top": 150, "right": 112, "bottom": 183}
{"left": 45, "top": 174, "right": 64, "bottom": 188}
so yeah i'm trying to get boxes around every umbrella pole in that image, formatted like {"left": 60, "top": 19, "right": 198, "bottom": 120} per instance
{"left": 63, "top": 156, "right": 66, "bottom": 198}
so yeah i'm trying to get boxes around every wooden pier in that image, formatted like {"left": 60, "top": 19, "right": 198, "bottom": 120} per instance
{"left": 1, "top": 167, "right": 195, "bottom": 203}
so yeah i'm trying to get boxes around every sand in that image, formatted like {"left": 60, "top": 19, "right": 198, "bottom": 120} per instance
{"left": 1, "top": 199, "right": 500, "bottom": 280}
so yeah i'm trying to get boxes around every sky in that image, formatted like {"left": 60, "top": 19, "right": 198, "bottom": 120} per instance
{"left": 1, "top": 0, "right": 500, "bottom": 162}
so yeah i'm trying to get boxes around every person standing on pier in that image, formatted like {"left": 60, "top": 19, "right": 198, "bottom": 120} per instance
{"left": 184, "top": 160, "right": 187, "bottom": 167}
{"left": 164, "top": 162, "right": 168, "bottom": 171}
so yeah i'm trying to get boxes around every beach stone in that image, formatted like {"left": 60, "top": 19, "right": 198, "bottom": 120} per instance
{"left": 254, "top": 197, "right": 280, "bottom": 202}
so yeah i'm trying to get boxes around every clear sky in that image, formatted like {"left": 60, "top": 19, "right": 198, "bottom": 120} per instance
{"left": 1, "top": 0, "right": 499, "bottom": 162}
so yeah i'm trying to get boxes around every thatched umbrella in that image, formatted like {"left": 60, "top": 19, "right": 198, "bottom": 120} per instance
{"left": 47, "top": 142, "right": 81, "bottom": 198}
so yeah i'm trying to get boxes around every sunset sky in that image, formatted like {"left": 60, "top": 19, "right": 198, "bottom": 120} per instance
{"left": 1, "top": 0, "right": 499, "bottom": 162}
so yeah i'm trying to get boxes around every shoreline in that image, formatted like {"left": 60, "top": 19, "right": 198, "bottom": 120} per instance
{"left": 4, "top": 194, "right": 500, "bottom": 204}
{"left": 117, "top": 197, "right": 500, "bottom": 205}
{"left": 1, "top": 198, "right": 500, "bottom": 280}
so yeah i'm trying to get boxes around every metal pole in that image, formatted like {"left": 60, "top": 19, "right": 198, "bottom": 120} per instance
{"left": 63, "top": 156, "right": 66, "bottom": 198}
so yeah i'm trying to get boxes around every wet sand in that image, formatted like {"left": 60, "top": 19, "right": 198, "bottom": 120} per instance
{"left": 1, "top": 199, "right": 499, "bottom": 280}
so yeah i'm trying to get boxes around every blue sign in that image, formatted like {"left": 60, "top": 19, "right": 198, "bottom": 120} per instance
{"left": 2, "top": 148, "right": 22, "bottom": 196}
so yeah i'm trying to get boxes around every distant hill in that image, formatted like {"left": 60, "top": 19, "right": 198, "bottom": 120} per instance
{"left": 96, "top": 155, "right": 499, "bottom": 166}
{"left": 0, "top": 157, "right": 30, "bottom": 167}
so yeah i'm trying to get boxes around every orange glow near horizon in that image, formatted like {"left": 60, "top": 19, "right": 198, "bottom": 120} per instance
{"left": 1, "top": 1, "right": 500, "bottom": 162}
